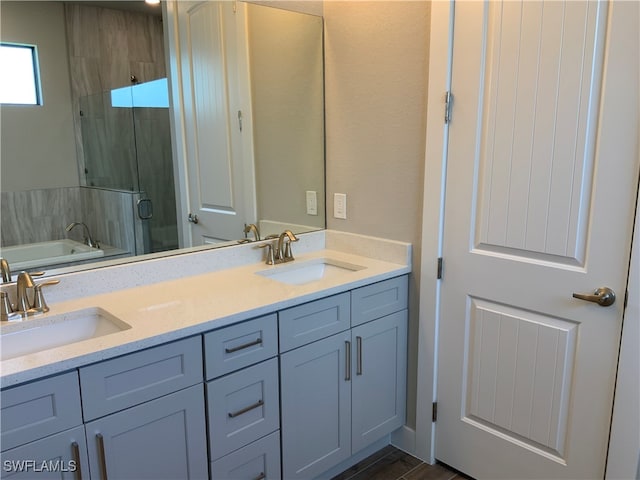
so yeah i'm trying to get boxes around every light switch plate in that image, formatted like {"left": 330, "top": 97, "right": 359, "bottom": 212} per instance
{"left": 334, "top": 193, "right": 347, "bottom": 219}
{"left": 306, "top": 191, "right": 317, "bottom": 215}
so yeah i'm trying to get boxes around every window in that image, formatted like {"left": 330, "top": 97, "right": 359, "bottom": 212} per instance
{"left": 0, "top": 43, "right": 42, "bottom": 105}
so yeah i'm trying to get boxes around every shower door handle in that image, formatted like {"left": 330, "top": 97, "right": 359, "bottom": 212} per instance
{"left": 187, "top": 213, "right": 199, "bottom": 224}
{"left": 137, "top": 198, "right": 153, "bottom": 220}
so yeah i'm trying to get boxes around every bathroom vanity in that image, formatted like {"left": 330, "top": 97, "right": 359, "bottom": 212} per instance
{"left": 0, "top": 231, "right": 411, "bottom": 479}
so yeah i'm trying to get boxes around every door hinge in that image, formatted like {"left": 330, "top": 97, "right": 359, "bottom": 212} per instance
{"left": 237, "top": 110, "right": 243, "bottom": 132}
{"left": 432, "top": 402, "right": 438, "bottom": 422}
{"left": 444, "top": 91, "right": 453, "bottom": 124}
{"left": 437, "top": 257, "right": 443, "bottom": 279}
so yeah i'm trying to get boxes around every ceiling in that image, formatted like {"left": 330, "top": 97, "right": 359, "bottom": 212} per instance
{"left": 65, "top": 1, "right": 162, "bottom": 16}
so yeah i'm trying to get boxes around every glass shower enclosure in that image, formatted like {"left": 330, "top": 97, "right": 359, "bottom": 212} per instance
{"left": 79, "top": 78, "right": 178, "bottom": 254}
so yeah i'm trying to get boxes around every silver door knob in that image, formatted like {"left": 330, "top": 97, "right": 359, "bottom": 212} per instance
{"left": 187, "top": 213, "right": 199, "bottom": 224}
{"left": 572, "top": 287, "right": 616, "bottom": 307}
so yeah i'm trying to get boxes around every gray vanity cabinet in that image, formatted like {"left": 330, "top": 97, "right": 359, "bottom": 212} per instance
{"left": 351, "top": 310, "right": 407, "bottom": 453}
{"left": 280, "top": 276, "right": 409, "bottom": 480}
{"left": 0, "top": 426, "right": 90, "bottom": 480}
{"left": 204, "top": 314, "right": 280, "bottom": 479}
{"left": 84, "top": 384, "right": 208, "bottom": 480}
{"left": 0, "top": 371, "right": 89, "bottom": 479}
{"left": 280, "top": 330, "right": 353, "bottom": 479}
{"left": 80, "top": 336, "right": 208, "bottom": 480}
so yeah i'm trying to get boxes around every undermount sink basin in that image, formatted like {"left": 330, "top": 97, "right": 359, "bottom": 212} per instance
{"left": 256, "top": 258, "right": 366, "bottom": 285}
{"left": 0, "top": 307, "right": 131, "bottom": 361}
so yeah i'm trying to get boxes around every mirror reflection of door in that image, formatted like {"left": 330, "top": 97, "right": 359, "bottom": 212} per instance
{"left": 172, "top": 1, "right": 255, "bottom": 246}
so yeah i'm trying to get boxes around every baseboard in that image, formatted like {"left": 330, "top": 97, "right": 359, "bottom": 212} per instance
{"left": 391, "top": 425, "right": 417, "bottom": 457}
{"left": 315, "top": 436, "right": 390, "bottom": 480}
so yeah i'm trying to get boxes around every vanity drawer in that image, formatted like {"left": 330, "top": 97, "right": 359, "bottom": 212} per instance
{"left": 211, "top": 431, "right": 281, "bottom": 480}
{"left": 351, "top": 275, "right": 408, "bottom": 326}
{"left": 80, "top": 336, "right": 202, "bottom": 421}
{"left": 279, "top": 292, "right": 350, "bottom": 352}
{"left": 204, "top": 314, "right": 278, "bottom": 380}
{"left": 0, "top": 371, "right": 82, "bottom": 451}
{"left": 207, "top": 358, "right": 279, "bottom": 460}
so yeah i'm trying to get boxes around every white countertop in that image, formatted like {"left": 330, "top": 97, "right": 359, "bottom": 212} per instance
{"left": 0, "top": 231, "right": 411, "bottom": 388}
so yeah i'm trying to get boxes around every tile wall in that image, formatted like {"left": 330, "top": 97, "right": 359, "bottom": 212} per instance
{"left": 1, "top": 186, "right": 141, "bottom": 256}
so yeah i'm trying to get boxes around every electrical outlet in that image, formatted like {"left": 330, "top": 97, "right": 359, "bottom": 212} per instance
{"left": 306, "top": 191, "right": 317, "bottom": 215}
{"left": 334, "top": 193, "right": 347, "bottom": 219}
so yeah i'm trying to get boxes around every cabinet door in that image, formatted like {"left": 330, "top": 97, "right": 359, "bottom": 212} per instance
{"left": 85, "top": 384, "right": 208, "bottom": 480}
{"left": 1, "top": 371, "right": 82, "bottom": 452}
{"left": 0, "top": 426, "right": 89, "bottom": 479}
{"left": 351, "top": 310, "right": 407, "bottom": 453}
{"left": 280, "top": 331, "right": 351, "bottom": 480}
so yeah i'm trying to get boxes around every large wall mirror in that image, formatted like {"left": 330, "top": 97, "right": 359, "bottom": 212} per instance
{"left": 0, "top": 0, "right": 325, "bottom": 279}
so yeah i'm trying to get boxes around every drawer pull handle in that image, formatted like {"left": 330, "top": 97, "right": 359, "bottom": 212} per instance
{"left": 356, "top": 336, "right": 363, "bottom": 375}
{"left": 225, "top": 337, "right": 262, "bottom": 354}
{"left": 345, "top": 340, "right": 351, "bottom": 381}
{"left": 71, "top": 441, "right": 83, "bottom": 480}
{"left": 96, "top": 433, "right": 108, "bottom": 480}
{"left": 228, "top": 399, "right": 264, "bottom": 418}
{"left": 253, "top": 473, "right": 266, "bottom": 480}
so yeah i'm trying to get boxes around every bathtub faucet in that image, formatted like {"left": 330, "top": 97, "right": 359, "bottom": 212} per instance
{"left": 0, "top": 258, "right": 11, "bottom": 283}
{"left": 65, "top": 222, "right": 99, "bottom": 248}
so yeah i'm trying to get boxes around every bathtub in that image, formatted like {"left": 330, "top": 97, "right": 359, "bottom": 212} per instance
{"left": 1, "top": 239, "right": 105, "bottom": 271}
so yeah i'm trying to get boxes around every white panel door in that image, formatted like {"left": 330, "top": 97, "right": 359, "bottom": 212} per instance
{"left": 176, "top": 1, "right": 255, "bottom": 244}
{"left": 436, "top": 1, "right": 639, "bottom": 479}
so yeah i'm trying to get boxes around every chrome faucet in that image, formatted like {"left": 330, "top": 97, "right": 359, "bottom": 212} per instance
{"left": 66, "top": 222, "right": 99, "bottom": 248}
{"left": 244, "top": 223, "right": 261, "bottom": 242}
{"left": 0, "top": 258, "right": 11, "bottom": 283}
{"left": 276, "top": 230, "right": 299, "bottom": 263}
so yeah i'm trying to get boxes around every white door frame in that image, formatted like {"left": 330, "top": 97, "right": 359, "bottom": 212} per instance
{"left": 606, "top": 194, "right": 640, "bottom": 480}
{"left": 414, "top": 0, "right": 453, "bottom": 463}
{"left": 414, "top": 1, "right": 640, "bottom": 473}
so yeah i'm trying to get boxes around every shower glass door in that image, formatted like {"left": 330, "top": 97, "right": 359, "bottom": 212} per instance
{"left": 79, "top": 78, "right": 178, "bottom": 254}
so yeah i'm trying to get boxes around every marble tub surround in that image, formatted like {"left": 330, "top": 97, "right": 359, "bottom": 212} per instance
{"left": 1, "top": 186, "right": 141, "bottom": 258}
{"left": 80, "top": 186, "right": 140, "bottom": 254}
{"left": 0, "top": 188, "right": 82, "bottom": 247}
{"left": 0, "top": 230, "right": 410, "bottom": 387}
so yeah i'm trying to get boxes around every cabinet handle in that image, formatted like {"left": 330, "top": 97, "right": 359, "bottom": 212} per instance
{"left": 71, "top": 441, "right": 83, "bottom": 480}
{"left": 356, "top": 336, "right": 363, "bottom": 376}
{"left": 345, "top": 340, "right": 351, "bottom": 381}
{"left": 225, "top": 337, "right": 262, "bottom": 354}
{"left": 253, "top": 472, "right": 266, "bottom": 480}
{"left": 228, "top": 399, "right": 263, "bottom": 418}
{"left": 96, "top": 433, "right": 108, "bottom": 480}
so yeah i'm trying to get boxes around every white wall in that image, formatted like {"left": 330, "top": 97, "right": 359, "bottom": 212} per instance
{"left": 248, "top": 4, "right": 325, "bottom": 230}
{"left": 324, "top": 1, "right": 431, "bottom": 428}
{"left": 0, "top": 1, "right": 78, "bottom": 192}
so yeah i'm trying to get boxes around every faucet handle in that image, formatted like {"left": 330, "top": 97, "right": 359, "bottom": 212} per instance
{"left": 283, "top": 230, "right": 299, "bottom": 260}
{"left": 33, "top": 280, "right": 60, "bottom": 313}
{"left": 1, "top": 292, "right": 21, "bottom": 322}
{"left": 258, "top": 243, "right": 275, "bottom": 265}
{"left": 0, "top": 258, "right": 11, "bottom": 283}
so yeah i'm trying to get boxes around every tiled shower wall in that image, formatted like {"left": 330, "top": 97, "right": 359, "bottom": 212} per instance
{"left": 0, "top": 187, "right": 142, "bottom": 255}
{"left": 65, "top": 3, "right": 177, "bottom": 253}
{"left": 64, "top": 2, "right": 166, "bottom": 180}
